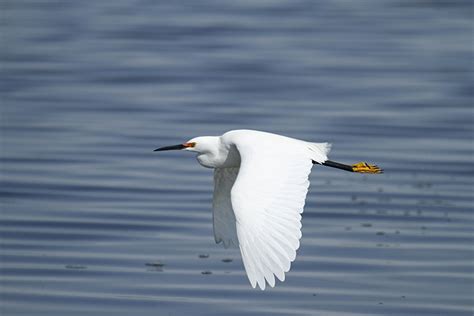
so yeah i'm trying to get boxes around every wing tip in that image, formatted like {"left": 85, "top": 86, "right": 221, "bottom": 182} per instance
{"left": 250, "top": 280, "right": 257, "bottom": 288}
{"left": 252, "top": 270, "right": 288, "bottom": 290}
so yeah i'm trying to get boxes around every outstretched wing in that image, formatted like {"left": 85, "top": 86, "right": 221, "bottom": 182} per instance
{"left": 230, "top": 137, "right": 324, "bottom": 290}
{"left": 212, "top": 167, "right": 239, "bottom": 248}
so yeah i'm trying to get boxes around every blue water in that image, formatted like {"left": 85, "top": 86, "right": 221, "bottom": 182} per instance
{"left": 1, "top": 1, "right": 473, "bottom": 315}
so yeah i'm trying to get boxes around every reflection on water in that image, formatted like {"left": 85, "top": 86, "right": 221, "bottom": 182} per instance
{"left": 1, "top": 0, "right": 473, "bottom": 315}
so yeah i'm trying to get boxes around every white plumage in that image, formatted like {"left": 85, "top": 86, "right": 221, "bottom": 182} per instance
{"left": 154, "top": 129, "right": 380, "bottom": 290}
{"left": 217, "top": 131, "right": 329, "bottom": 290}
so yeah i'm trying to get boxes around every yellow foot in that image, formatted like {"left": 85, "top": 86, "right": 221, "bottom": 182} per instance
{"left": 352, "top": 162, "right": 383, "bottom": 174}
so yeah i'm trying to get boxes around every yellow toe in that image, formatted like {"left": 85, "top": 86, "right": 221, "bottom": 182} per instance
{"left": 352, "top": 162, "right": 383, "bottom": 174}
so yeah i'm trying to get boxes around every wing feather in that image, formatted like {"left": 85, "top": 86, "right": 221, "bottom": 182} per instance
{"left": 229, "top": 136, "right": 321, "bottom": 290}
{"left": 211, "top": 130, "right": 331, "bottom": 289}
{"left": 212, "top": 168, "right": 239, "bottom": 248}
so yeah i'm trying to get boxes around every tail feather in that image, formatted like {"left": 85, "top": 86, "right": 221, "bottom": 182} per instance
{"left": 307, "top": 142, "right": 331, "bottom": 164}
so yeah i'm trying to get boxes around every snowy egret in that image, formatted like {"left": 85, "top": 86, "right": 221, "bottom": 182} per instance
{"left": 154, "top": 130, "right": 382, "bottom": 290}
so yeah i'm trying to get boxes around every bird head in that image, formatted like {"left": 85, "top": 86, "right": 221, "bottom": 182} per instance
{"left": 154, "top": 136, "right": 217, "bottom": 154}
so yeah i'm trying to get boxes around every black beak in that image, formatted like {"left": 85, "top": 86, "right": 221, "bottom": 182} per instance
{"left": 154, "top": 144, "right": 186, "bottom": 152}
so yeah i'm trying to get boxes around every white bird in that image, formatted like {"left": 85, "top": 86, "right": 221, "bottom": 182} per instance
{"left": 154, "top": 129, "right": 382, "bottom": 290}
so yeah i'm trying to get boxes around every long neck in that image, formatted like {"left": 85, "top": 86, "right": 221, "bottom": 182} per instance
{"left": 195, "top": 136, "right": 241, "bottom": 168}
{"left": 196, "top": 137, "right": 224, "bottom": 168}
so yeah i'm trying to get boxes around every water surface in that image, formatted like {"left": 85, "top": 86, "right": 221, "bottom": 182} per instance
{"left": 1, "top": 1, "right": 473, "bottom": 315}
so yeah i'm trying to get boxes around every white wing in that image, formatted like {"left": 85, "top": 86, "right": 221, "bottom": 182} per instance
{"left": 228, "top": 134, "right": 330, "bottom": 290}
{"left": 212, "top": 167, "right": 239, "bottom": 248}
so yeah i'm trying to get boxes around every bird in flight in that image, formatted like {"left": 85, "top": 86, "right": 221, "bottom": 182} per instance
{"left": 154, "top": 129, "right": 382, "bottom": 290}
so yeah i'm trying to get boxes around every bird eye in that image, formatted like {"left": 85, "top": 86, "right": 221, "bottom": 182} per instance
{"left": 184, "top": 142, "right": 196, "bottom": 148}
